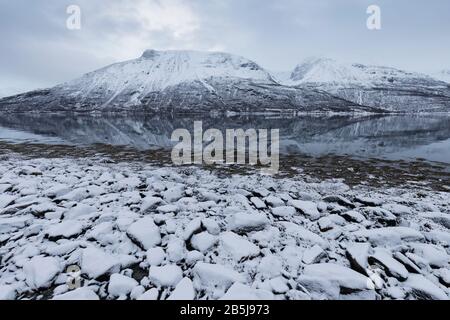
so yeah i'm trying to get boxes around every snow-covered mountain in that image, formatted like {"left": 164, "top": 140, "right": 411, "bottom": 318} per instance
{"left": 432, "top": 70, "right": 450, "bottom": 84}
{"left": 0, "top": 50, "right": 368, "bottom": 113}
{"left": 284, "top": 57, "right": 450, "bottom": 112}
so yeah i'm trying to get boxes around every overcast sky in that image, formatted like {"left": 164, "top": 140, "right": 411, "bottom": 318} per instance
{"left": 0, "top": 0, "right": 449, "bottom": 97}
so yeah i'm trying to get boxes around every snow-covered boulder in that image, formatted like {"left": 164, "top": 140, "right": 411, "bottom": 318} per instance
{"left": 63, "top": 204, "right": 96, "bottom": 220}
{"left": 228, "top": 212, "right": 269, "bottom": 234}
{"left": 46, "top": 221, "right": 84, "bottom": 240}
{"left": 53, "top": 287, "right": 99, "bottom": 300}
{"left": 219, "top": 232, "right": 260, "bottom": 261}
{"left": 346, "top": 243, "right": 371, "bottom": 274}
{"left": 81, "top": 247, "right": 120, "bottom": 279}
{"left": 0, "top": 285, "right": 16, "bottom": 300}
{"left": 302, "top": 245, "right": 327, "bottom": 265}
{"left": 167, "top": 278, "right": 195, "bottom": 300}
{"left": 288, "top": 200, "right": 321, "bottom": 220}
{"left": 190, "top": 232, "right": 218, "bottom": 253}
{"left": 149, "top": 265, "right": 183, "bottom": 287}
{"left": 108, "top": 274, "right": 139, "bottom": 298}
{"left": 137, "top": 288, "right": 159, "bottom": 300}
{"left": 146, "top": 247, "right": 165, "bottom": 266}
{"left": 126, "top": 217, "right": 161, "bottom": 249}
{"left": 271, "top": 206, "right": 296, "bottom": 217}
{"left": 23, "top": 256, "right": 61, "bottom": 289}
{"left": 370, "top": 249, "right": 409, "bottom": 281}
{"left": 354, "top": 227, "right": 425, "bottom": 246}
{"left": 404, "top": 274, "right": 448, "bottom": 300}
{"left": 193, "top": 262, "right": 246, "bottom": 292}
{"left": 303, "top": 263, "right": 371, "bottom": 291}
{"left": 220, "top": 282, "right": 274, "bottom": 300}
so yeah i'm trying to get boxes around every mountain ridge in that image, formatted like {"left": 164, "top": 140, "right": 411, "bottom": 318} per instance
{"left": 0, "top": 50, "right": 449, "bottom": 113}
{"left": 282, "top": 57, "right": 450, "bottom": 112}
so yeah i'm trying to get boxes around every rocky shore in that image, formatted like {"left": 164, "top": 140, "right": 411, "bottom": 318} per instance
{"left": 0, "top": 157, "right": 449, "bottom": 300}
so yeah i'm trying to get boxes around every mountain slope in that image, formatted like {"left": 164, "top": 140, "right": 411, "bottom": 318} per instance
{"left": 433, "top": 70, "right": 450, "bottom": 84}
{"left": 0, "top": 50, "right": 370, "bottom": 113}
{"left": 285, "top": 57, "right": 450, "bottom": 112}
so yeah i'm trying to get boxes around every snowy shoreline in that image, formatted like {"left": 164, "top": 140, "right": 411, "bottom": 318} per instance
{"left": 0, "top": 157, "right": 449, "bottom": 300}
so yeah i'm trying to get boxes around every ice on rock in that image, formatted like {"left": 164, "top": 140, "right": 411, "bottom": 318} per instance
{"left": 346, "top": 243, "right": 371, "bottom": 274}
{"left": 271, "top": 206, "right": 296, "bottom": 217}
{"left": 393, "top": 252, "right": 422, "bottom": 274}
{"left": 108, "top": 274, "right": 139, "bottom": 298}
{"left": 437, "top": 268, "right": 450, "bottom": 286}
{"left": 140, "top": 196, "right": 162, "bottom": 212}
{"left": 405, "top": 252, "right": 430, "bottom": 270}
{"left": 220, "top": 282, "right": 274, "bottom": 300}
{"left": 381, "top": 203, "right": 412, "bottom": 216}
{"left": 318, "top": 217, "right": 334, "bottom": 232}
{"left": 46, "top": 221, "right": 84, "bottom": 239}
{"left": 297, "top": 275, "right": 340, "bottom": 300}
{"left": 354, "top": 196, "right": 383, "bottom": 207}
{"left": 410, "top": 243, "right": 450, "bottom": 268}
{"left": 362, "top": 207, "right": 397, "bottom": 226}
{"left": 149, "top": 265, "right": 183, "bottom": 287}
{"left": 193, "top": 262, "right": 246, "bottom": 292}
{"left": 323, "top": 195, "right": 355, "bottom": 208}
{"left": 167, "top": 277, "right": 195, "bottom": 300}
{"left": 146, "top": 247, "right": 165, "bottom": 266}
{"left": 202, "top": 218, "right": 221, "bottom": 235}
{"left": 250, "top": 197, "right": 266, "bottom": 209}
{"left": 0, "top": 195, "right": 17, "bottom": 209}
{"left": 45, "top": 184, "right": 71, "bottom": 198}
{"left": 138, "top": 288, "right": 159, "bottom": 300}
{"left": 424, "top": 230, "right": 450, "bottom": 245}
{"left": 269, "top": 277, "right": 289, "bottom": 294}
{"left": 265, "top": 195, "right": 285, "bottom": 208}
{"left": 58, "top": 187, "right": 101, "bottom": 202}
{"left": 129, "top": 286, "right": 145, "bottom": 300}
{"left": 280, "top": 222, "right": 328, "bottom": 248}
{"left": 182, "top": 218, "right": 202, "bottom": 240}
{"left": 126, "top": 217, "right": 161, "bottom": 249}
{"left": 190, "top": 232, "right": 218, "bottom": 253}
{"left": 340, "top": 210, "right": 366, "bottom": 223}
{"left": 303, "top": 263, "right": 371, "bottom": 291}
{"left": 404, "top": 274, "right": 448, "bottom": 300}
{"left": 228, "top": 212, "right": 269, "bottom": 234}
{"left": 63, "top": 204, "right": 96, "bottom": 220}
{"left": 24, "top": 256, "right": 61, "bottom": 289}
{"left": 354, "top": 227, "right": 425, "bottom": 246}
{"left": 167, "top": 238, "right": 186, "bottom": 263}
{"left": 219, "top": 232, "right": 260, "bottom": 261}
{"left": 53, "top": 287, "right": 99, "bottom": 300}
{"left": 288, "top": 200, "right": 321, "bottom": 220}
{"left": 163, "top": 186, "right": 184, "bottom": 203}
{"left": 0, "top": 215, "right": 33, "bottom": 234}
{"left": 258, "top": 255, "right": 283, "bottom": 279}
{"left": 370, "top": 249, "right": 409, "bottom": 281}
{"left": 157, "top": 204, "right": 179, "bottom": 213}
{"left": 419, "top": 212, "right": 450, "bottom": 229}
{"left": 302, "top": 245, "right": 327, "bottom": 264}
{"left": 81, "top": 247, "right": 120, "bottom": 279}
{"left": 186, "top": 250, "right": 204, "bottom": 265}
{"left": 0, "top": 285, "right": 16, "bottom": 300}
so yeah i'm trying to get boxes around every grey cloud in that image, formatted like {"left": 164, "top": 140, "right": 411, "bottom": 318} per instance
{"left": 0, "top": 0, "right": 449, "bottom": 96}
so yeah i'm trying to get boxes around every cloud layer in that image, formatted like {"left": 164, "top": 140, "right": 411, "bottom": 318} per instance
{"left": 0, "top": 0, "right": 449, "bottom": 96}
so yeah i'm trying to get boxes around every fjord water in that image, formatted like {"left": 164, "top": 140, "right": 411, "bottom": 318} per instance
{"left": 0, "top": 113, "right": 449, "bottom": 164}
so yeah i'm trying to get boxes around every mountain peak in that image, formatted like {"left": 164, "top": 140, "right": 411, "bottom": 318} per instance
{"left": 141, "top": 49, "right": 159, "bottom": 59}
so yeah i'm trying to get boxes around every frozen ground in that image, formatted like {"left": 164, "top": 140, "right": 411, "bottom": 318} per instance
{"left": 0, "top": 157, "right": 449, "bottom": 300}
